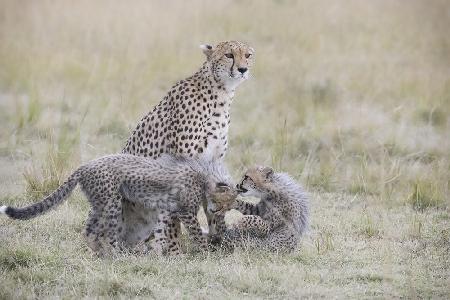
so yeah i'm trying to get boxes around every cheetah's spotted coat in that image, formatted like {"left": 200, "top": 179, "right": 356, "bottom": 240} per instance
{"left": 0, "top": 154, "right": 237, "bottom": 256}
{"left": 121, "top": 41, "right": 254, "bottom": 252}
{"left": 213, "top": 166, "right": 310, "bottom": 253}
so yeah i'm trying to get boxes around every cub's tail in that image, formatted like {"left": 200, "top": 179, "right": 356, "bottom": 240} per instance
{"left": 0, "top": 170, "right": 80, "bottom": 220}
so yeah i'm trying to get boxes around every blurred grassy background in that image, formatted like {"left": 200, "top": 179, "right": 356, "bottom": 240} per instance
{"left": 0, "top": 0, "right": 449, "bottom": 298}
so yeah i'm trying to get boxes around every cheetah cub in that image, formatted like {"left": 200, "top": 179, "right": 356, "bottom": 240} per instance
{"left": 0, "top": 154, "right": 237, "bottom": 256}
{"left": 214, "top": 166, "right": 310, "bottom": 253}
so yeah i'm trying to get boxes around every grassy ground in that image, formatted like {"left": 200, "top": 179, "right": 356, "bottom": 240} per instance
{"left": 0, "top": 0, "right": 449, "bottom": 298}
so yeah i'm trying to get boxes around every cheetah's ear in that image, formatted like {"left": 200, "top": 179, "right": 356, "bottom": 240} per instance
{"left": 200, "top": 44, "right": 214, "bottom": 60}
{"left": 262, "top": 167, "right": 274, "bottom": 179}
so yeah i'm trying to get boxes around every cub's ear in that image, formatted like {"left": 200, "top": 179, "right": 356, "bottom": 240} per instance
{"left": 262, "top": 167, "right": 274, "bottom": 179}
{"left": 200, "top": 44, "right": 214, "bottom": 60}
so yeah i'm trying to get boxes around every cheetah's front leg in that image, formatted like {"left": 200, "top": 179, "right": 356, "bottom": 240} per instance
{"left": 164, "top": 215, "right": 183, "bottom": 255}
{"left": 149, "top": 209, "right": 171, "bottom": 255}
{"left": 232, "top": 199, "right": 264, "bottom": 215}
{"left": 207, "top": 213, "right": 227, "bottom": 249}
{"left": 177, "top": 211, "right": 207, "bottom": 252}
{"left": 233, "top": 215, "right": 271, "bottom": 237}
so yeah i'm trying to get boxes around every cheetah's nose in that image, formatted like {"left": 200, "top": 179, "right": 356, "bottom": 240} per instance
{"left": 237, "top": 67, "right": 248, "bottom": 74}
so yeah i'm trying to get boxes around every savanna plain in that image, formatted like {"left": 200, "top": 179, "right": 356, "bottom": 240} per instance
{"left": 0, "top": 0, "right": 449, "bottom": 298}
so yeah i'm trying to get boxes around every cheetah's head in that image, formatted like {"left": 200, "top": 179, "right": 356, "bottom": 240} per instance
{"left": 200, "top": 41, "right": 254, "bottom": 90}
{"left": 236, "top": 166, "right": 274, "bottom": 198}
{"left": 207, "top": 182, "right": 238, "bottom": 215}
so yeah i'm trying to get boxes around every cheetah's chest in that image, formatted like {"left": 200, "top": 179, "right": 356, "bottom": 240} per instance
{"left": 200, "top": 112, "right": 230, "bottom": 161}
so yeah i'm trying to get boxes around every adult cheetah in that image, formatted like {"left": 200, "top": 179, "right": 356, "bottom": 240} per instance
{"left": 121, "top": 41, "right": 254, "bottom": 250}
{"left": 0, "top": 154, "right": 237, "bottom": 256}
{"left": 122, "top": 40, "right": 254, "bottom": 160}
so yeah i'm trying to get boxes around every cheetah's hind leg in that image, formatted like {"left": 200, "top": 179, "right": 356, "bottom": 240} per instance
{"left": 84, "top": 210, "right": 102, "bottom": 255}
{"left": 84, "top": 191, "right": 125, "bottom": 257}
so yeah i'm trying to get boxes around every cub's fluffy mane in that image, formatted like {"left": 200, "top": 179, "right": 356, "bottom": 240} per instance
{"left": 271, "top": 172, "right": 310, "bottom": 235}
{"left": 272, "top": 173, "right": 306, "bottom": 196}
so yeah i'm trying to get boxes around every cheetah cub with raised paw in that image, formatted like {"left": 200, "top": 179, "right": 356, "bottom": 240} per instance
{"left": 0, "top": 154, "right": 237, "bottom": 257}
{"left": 212, "top": 166, "right": 310, "bottom": 253}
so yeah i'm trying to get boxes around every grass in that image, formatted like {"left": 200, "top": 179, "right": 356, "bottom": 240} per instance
{"left": 22, "top": 120, "right": 80, "bottom": 200}
{"left": 0, "top": 0, "right": 449, "bottom": 298}
{"left": 359, "top": 213, "right": 381, "bottom": 239}
{"left": 408, "top": 180, "right": 446, "bottom": 211}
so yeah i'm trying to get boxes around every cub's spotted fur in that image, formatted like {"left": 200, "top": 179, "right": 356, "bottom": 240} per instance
{"left": 0, "top": 154, "right": 237, "bottom": 256}
{"left": 214, "top": 166, "right": 310, "bottom": 253}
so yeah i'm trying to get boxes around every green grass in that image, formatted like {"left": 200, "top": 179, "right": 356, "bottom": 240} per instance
{"left": 0, "top": 0, "right": 449, "bottom": 298}
{"left": 359, "top": 214, "right": 381, "bottom": 239}
{"left": 22, "top": 121, "right": 80, "bottom": 200}
{"left": 408, "top": 180, "right": 446, "bottom": 211}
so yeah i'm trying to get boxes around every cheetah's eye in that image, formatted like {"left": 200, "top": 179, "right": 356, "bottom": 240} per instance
{"left": 217, "top": 182, "right": 229, "bottom": 188}
{"left": 217, "top": 182, "right": 231, "bottom": 191}
{"left": 225, "top": 53, "right": 234, "bottom": 59}
{"left": 245, "top": 53, "right": 252, "bottom": 58}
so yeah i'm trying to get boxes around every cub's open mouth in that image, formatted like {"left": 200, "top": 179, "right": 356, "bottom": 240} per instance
{"left": 236, "top": 185, "right": 248, "bottom": 194}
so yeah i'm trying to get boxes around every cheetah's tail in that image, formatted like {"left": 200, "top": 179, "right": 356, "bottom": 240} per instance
{"left": 0, "top": 170, "right": 80, "bottom": 220}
